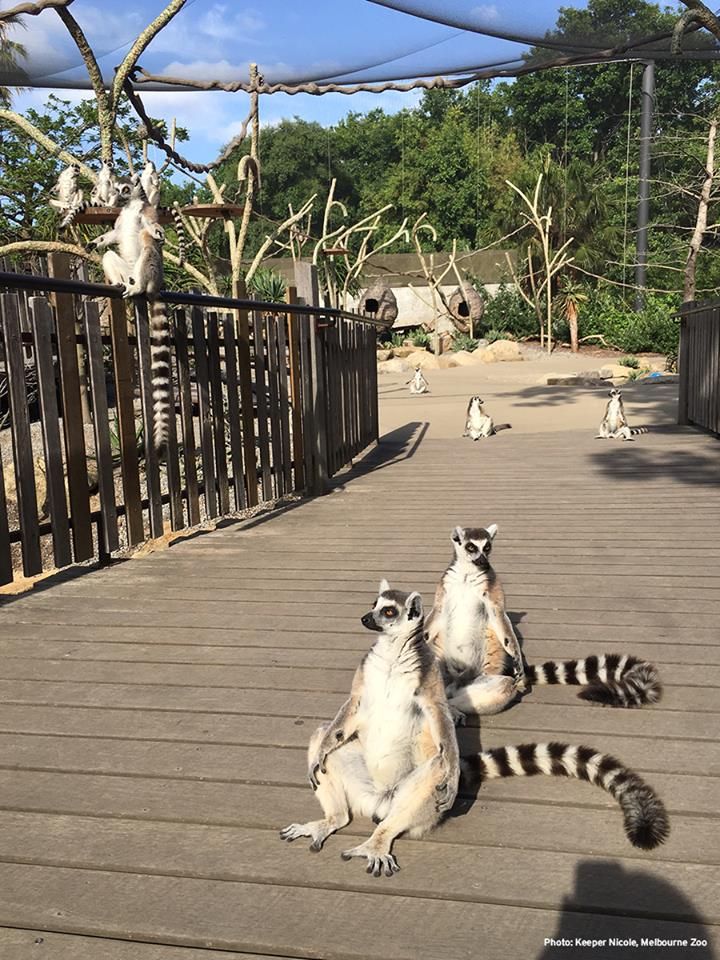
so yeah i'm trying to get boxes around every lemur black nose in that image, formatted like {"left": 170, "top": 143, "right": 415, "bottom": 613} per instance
{"left": 361, "top": 613, "right": 373, "bottom": 628}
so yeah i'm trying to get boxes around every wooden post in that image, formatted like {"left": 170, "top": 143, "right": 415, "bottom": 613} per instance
{"left": 678, "top": 303, "right": 690, "bottom": 426}
{"left": 294, "top": 261, "right": 328, "bottom": 495}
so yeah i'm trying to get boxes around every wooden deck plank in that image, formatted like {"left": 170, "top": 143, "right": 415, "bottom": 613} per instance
{"left": 0, "top": 425, "right": 718, "bottom": 958}
{"left": 0, "top": 813, "right": 715, "bottom": 921}
{"left": 0, "top": 863, "right": 713, "bottom": 960}
{"left": 0, "top": 928, "right": 279, "bottom": 960}
{"left": 0, "top": 770, "right": 715, "bottom": 867}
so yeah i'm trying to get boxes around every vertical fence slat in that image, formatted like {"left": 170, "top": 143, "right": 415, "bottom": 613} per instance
{"left": 252, "top": 311, "right": 273, "bottom": 502}
{"left": 192, "top": 305, "right": 217, "bottom": 519}
{"left": 164, "top": 314, "right": 184, "bottom": 531}
{"left": 276, "top": 315, "right": 293, "bottom": 495}
{"left": 134, "top": 299, "right": 164, "bottom": 539}
{"left": 108, "top": 298, "right": 144, "bottom": 546}
{"left": 298, "top": 314, "right": 316, "bottom": 493}
{"left": 265, "top": 313, "right": 285, "bottom": 498}
{"left": 49, "top": 255, "right": 93, "bottom": 561}
{"left": 0, "top": 444, "right": 13, "bottom": 584}
{"left": 83, "top": 300, "right": 119, "bottom": 556}
{"left": 174, "top": 309, "right": 201, "bottom": 526}
{"left": 235, "top": 299, "right": 258, "bottom": 507}
{"left": 30, "top": 296, "right": 72, "bottom": 569}
{"left": 222, "top": 313, "right": 246, "bottom": 511}
{"left": 1, "top": 293, "right": 42, "bottom": 576}
{"left": 285, "top": 288, "right": 305, "bottom": 491}
{"left": 207, "top": 313, "right": 230, "bottom": 514}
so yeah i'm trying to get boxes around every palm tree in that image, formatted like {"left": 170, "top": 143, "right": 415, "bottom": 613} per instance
{"left": 0, "top": 14, "right": 27, "bottom": 108}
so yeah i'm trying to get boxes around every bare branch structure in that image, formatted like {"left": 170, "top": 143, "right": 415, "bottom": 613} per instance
{"left": 684, "top": 115, "right": 718, "bottom": 301}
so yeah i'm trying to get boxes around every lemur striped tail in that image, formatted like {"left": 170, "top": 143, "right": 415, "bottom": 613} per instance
{"left": 473, "top": 742, "right": 669, "bottom": 850}
{"left": 526, "top": 654, "right": 662, "bottom": 707}
{"left": 628, "top": 426, "right": 649, "bottom": 436}
{"left": 171, "top": 202, "right": 186, "bottom": 266}
{"left": 149, "top": 301, "right": 171, "bottom": 459}
{"left": 493, "top": 423, "right": 512, "bottom": 433}
{"left": 60, "top": 198, "right": 90, "bottom": 229}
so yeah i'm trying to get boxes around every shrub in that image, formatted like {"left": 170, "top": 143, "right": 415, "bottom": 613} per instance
{"left": 409, "top": 328, "right": 430, "bottom": 347}
{"left": 578, "top": 292, "right": 679, "bottom": 355}
{"left": 246, "top": 267, "right": 287, "bottom": 302}
{"left": 618, "top": 356, "right": 640, "bottom": 368}
{"left": 452, "top": 332, "right": 478, "bottom": 352}
{"left": 482, "top": 283, "right": 537, "bottom": 339}
{"left": 484, "top": 329, "right": 505, "bottom": 343}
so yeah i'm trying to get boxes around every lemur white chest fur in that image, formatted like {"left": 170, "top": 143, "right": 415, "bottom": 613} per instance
{"left": 140, "top": 160, "right": 161, "bottom": 208}
{"left": 439, "top": 566, "right": 490, "bottom": 675}
{"left": 359, "top": 640, "right": 423, "bottom": 789}
{"left": 605, "top": 395, "right": 626, "bottom": 432}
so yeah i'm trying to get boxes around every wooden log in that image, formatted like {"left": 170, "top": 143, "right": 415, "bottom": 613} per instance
{"left": 29, "top": 296, "right": 72, "bottom": 569}
{"left": 173, "top": 309, "right": 200, "bottom": 526}
{"left": 1, "top": 293, "right": 42, "bottom": 576}
{"left": 83, "top": 300, "right": 119, "bottom": 556}
{"left": 48, "top": 253, "right": 93, "bottom": 561}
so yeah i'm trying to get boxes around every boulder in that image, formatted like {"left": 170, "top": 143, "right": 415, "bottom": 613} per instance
{"left": 599, "top": 363, "right": 632, "bottom": 380}
{"left": 378, "top": 357, "right": 411, "bottom": 375}
{"left": 376, "top": 349, "right": 393, "bottom": 362}
{"left": 437, "top": 355, "right": 460, "bottom": 369}
{"left": 479, "top": 339, "right": 522, "bottom": 362}
{"left": 407, "top": 351, "right": 441, "bottom": 370}
{"left": 451, "top": 350, "right": 476, "bottom": 366}
{"left": 392, "top": 346, "right": 418, "bottom": 359}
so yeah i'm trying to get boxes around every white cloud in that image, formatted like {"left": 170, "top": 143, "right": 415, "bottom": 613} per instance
{"left": 470, "top": 5, "right": 500, "bottom": 23}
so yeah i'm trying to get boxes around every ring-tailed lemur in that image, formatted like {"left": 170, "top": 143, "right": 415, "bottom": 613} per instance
{"left": 406, "top": 366, "right": 430, "bottom": 395}
{"left": 91, "top": 161, "right": 126, "bottom": 207}
{"left": 596, "top": 388, "right": 648, "bottom": 441}
{"left": 426, "top": 525, "right": 662, "bottom": 723}
{"left": 281, "top": 582, "right": 669, "bottom": 874}
{"left": 140, "top": 160, "right": 186, "bottom": 264}
{"left": 50, "top": 165, "right": 84, "bottom": 226}
{"left": 425, "top": 525, "right": 527, "bottom": 723}
{"left": 94, "top": 177, "right": 171, "bottom": 457}
{"left": 281, "top": 581, "right": 460, "bottom": 876}
{"left": 463, "top": 396, "right": 511, "bottom": 439}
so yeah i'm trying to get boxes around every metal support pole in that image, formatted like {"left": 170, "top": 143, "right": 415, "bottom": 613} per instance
{"left": 635, "top": 60, "right": 655, "bottom": 311}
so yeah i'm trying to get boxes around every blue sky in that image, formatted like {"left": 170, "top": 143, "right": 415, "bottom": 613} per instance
{"left": 4, "top": 0, "right": 684, "bottom": 170}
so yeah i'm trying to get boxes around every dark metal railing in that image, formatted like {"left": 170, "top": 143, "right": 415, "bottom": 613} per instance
{"left": 0, "top": 256, "right": 386, "bottom": 584}
{"left": 678, "top": 300, "right": 720, "bottom": 435}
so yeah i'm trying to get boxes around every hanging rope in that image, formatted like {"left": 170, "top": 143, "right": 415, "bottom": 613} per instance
{"left": 476, "top": 79, "right": 481, "bottom": 228}
{"left": 622, "top": 62, "right": 635, "bottom": 294}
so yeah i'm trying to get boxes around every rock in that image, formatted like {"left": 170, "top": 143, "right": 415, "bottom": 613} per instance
{"left": 599, "top": 363, "right": 632, "bottom": 380}
{"left": 392, "top": 346, "right": 417, "bottom": 359}
{"left": 451, "top": 350, "right": 477, "bottom": 366}
{"left": 409, "top": 351, "right": 441, "bottom": 370}
{"left": 376, "top": 349, "right": 393, "bottom": 362}
{"left": 479, "top": 339, "right": 523, "bottom": 362}
{"left": 437, "top": 355, "right": 459, "bottom": 369}
{"left": 378, "top": 357, "right": 411, "bottom": 374}
{"left": 546, "top": 375, "right": 607, "bottom": 387}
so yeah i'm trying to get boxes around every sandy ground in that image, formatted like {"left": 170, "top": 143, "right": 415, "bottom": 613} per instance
{"left": 379, "top": 346, "right": 679, "bottom": 438}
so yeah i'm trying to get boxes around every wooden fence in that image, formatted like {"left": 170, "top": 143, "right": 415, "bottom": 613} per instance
{"left": 678, "top": 300, "right": 720, "bottom": 435}
{"left": 0, "top": 257, "right": 385, "bottom": 584}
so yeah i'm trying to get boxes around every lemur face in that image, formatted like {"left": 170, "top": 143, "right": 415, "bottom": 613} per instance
{"left": 451, "top": 524, "right": 498, "bottom": 569}
{"left": 609, "top": 389, "right": 622, "bottom": 399}
{"left": 468, "top": 396, "right": 484, "bottom": 411}
{"left": 361, "top": 579, "right": 423, "bottom": 637}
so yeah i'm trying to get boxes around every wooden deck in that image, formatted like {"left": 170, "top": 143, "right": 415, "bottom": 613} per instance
{"left": 0, "top": 422, "right": 718, "bottom": 959}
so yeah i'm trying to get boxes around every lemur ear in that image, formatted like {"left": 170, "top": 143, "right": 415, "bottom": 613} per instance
{"left": 406, "top": 592, "right": 423, "bottom": 620}
{"left": 378, "top": 578, "right": 390, "bottom": 595}
{"left": 451, "top": 526, "right": 463, "bottom": 544}
{"left": 486, "top": 523, "right": 498, "bottom": 540}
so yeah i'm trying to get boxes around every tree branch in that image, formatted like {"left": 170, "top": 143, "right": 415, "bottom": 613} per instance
{"left": 0, "top": 0, "right": 70, "bottom": 19}
{"left": 0, "top": 109, "right": 97, "bottom": 181}
{"left": 0, "top": 240, "right": 101, "bottom": 264}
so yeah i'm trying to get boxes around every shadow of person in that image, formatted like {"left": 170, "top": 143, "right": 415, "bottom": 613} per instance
{"left": 537, "top": 861, "right": 715, "bottom": 960}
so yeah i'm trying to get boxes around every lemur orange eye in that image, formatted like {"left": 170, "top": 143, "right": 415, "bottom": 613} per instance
{"left": 383, "top": 607, "right": 395, "bottom": 617}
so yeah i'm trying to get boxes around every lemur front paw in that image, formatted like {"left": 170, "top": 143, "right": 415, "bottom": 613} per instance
{"left": 447, "top": 703, "right": 467, "bottom": 726}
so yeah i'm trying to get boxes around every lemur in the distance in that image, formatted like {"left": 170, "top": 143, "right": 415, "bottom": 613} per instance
{"left": 407, "top": 366, "right": 430, "bottom": 395}
{"left": 463, "top": 396, "right": 511, "bottom": 439}
{"left": 596, "top": 388, "right": 648, "bottom": 441}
